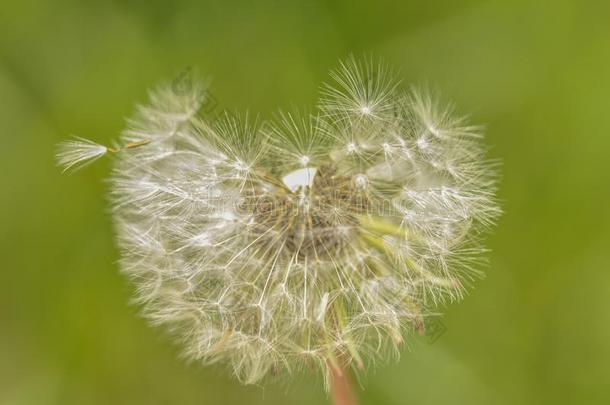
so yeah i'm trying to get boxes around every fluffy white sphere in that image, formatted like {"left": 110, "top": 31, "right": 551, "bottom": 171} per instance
{"left": 104, "top": 58, "right": 500, "bottom": 384}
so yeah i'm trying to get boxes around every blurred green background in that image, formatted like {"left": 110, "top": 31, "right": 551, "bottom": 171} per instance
{"left": 1, "top": 0, "right": 609, "bottom": 404}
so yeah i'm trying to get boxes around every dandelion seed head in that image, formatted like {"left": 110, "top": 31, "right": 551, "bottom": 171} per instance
{"left": 84, "top": 59, "right": 501, "bottom": 384}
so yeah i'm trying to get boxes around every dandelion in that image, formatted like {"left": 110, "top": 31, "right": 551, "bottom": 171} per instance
{"left": 57, "top": 58, "right": 500, "bottom": 404}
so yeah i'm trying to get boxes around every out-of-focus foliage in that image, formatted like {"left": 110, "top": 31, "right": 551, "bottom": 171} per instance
{"left": 1, "top": 1, "right": 609, "bottom": 404}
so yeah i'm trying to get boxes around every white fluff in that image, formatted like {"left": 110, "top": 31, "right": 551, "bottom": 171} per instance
{"left": 56, "top": 137, "right": 108, "bottom": 172}
{"left": 62, "top": 58, "right": 501, "bottom": 385}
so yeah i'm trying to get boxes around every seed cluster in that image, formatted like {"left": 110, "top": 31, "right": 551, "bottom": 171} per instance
{"left": 107, "top": 58, "right": 500, "bottom": 385}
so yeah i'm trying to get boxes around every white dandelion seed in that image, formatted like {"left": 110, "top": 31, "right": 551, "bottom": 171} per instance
{"left": 57, "top": 60, "right": 500, "bottom": 391}
{"left": 56, "top": 137, "right": 109, "bottom": 172}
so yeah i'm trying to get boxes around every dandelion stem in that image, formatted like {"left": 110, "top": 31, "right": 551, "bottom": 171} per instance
{"left": 330, "top": 364, "right": 358, "bottom": 405}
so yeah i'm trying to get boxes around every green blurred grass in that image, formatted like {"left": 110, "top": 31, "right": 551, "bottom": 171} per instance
{"left": 1, "top": 1, "right": 609, "bottom": 404}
